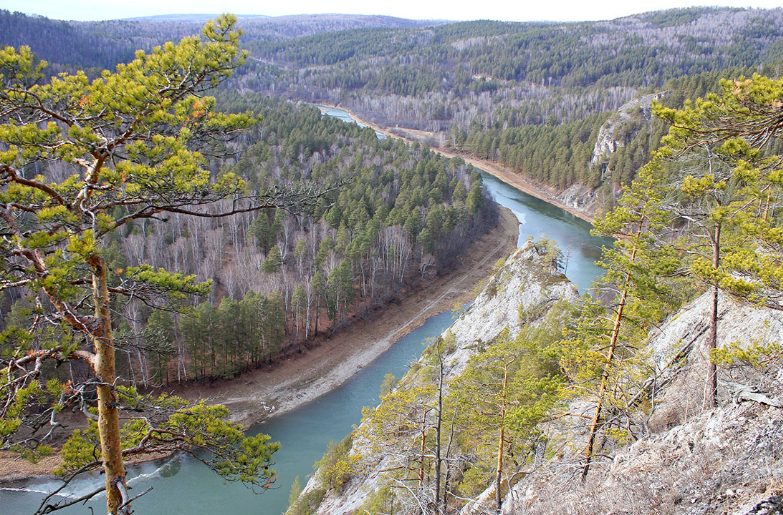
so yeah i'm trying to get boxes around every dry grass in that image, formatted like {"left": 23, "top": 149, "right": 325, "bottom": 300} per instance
{"left": 506, "top": 400, "right": 783, "bottom": 515}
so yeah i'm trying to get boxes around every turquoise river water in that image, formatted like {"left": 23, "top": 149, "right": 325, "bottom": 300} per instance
{"left": 1, "top": 107, "right": 607, "bottom": 515}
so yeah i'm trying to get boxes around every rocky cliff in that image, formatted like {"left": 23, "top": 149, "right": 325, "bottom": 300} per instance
{"left": 288, "top": 240, "right": 578, "bottom": 515}
{"left": 288, "top": 243, "right": 783, "bottom": 515}
{"left": 502, "top": 292, "right": 783, "bottom": 515}
{"left": 556, "top": 92, "right": 668, "bottom": 218}
{"left": 589, "top": 93, "right": 663, "bottom": 170}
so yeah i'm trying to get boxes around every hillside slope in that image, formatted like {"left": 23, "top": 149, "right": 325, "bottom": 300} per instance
{"left": 504, "top": 292, "right": 783, "bottom": 515}
{"left": 289, "top": 240, "right": 580, "bottom": 514}
{"left": 237, "top": 7, "right": 783, "bottom": 218}
{"left": 290, "top": 243, "right": 783, "bottom": 515}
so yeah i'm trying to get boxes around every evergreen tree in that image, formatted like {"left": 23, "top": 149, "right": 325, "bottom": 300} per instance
{"left": 262, "top": 245, "right": 284, "bottom": 273}
{"left": 573, "top": 160, "right": 680, "bottom": 478}
{"left": 650, "top": 74, "right": 783, "bottom": 406}
{"left": 292, "top": 284, "right": 307, "bottom": 348}
{"left": 146, "top": 310, "right": 176, "bottom": 385}
{"left": 0, "top": 16, "right": 287, "bottom": 513}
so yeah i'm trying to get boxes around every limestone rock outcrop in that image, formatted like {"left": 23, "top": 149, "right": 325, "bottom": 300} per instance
{"left": 290, "top": 240, "right": 578, "bottom": 515}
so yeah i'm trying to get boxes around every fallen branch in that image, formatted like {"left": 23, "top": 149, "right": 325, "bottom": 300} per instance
{"left": 721, "top": 379, "right": 783, "bottom": 408}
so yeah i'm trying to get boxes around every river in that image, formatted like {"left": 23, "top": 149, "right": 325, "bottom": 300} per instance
{"left": 1, "top": 107, "right": 607, "bottom": 515}
{"left": 316, "top": 106, "right": 606, "bottom": 292}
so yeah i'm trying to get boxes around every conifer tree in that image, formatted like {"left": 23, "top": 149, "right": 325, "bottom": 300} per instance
{"left": 447, "top": 317, "right": 569, "bottom": 512}
{"left": 573, "top": 160, "right": 680, "bottom": 479}
{"left": 0, "top": 15, "right": 328, "bottom": 513}
{"left": 291, "top": 284, "right": 307, "bottom": 347}
{"left": 650, "top": 74, "right": 783, "bottom": 406}
{"left": 262, "top": 244, "right": 284, "bottom": 273}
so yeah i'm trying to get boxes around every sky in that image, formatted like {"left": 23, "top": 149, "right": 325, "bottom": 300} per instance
{"left": 0, "top": 0, "right": 780, "bottom": 23}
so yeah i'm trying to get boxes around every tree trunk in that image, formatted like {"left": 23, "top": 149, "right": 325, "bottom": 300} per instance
{"left": 495, "top": 357, "right": 515, "bottom": 513}
{"left": 434, "top": 346, "right": 444, "bottom": 512}
{"left": 582, "top": 285, "right": 626, "bottom": 481}
{"left": 707, "top": 281, "right": 719, "bottom": 408}
{"left": 706, "top": 223, "right": 721, "bottom": 409}
{"left": 89, "top": 254, "right": 128, "bottom": 515}
{"left": 442, "top": 406, "right": 458, "bottom": 515}
{"left": 418, "top": 411, "right": 427, "bottom": 492}
{"left": 582, "top": 219, "right": 643, "bottom": 480}
{"left": 314, "top": 296, "right": 319, "bottom": 336}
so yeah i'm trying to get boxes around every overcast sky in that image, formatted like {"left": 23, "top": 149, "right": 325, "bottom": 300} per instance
{"left": 1, "top": 0, "right": 780, "bottom": 23}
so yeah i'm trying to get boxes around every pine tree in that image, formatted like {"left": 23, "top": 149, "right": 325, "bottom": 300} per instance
{"left": 0, "top": 16, "right": 313, "bottom": 513}
{"left": 574, "top": 160, "right": 680, "bottom": 479}
{"left": 262, "top": 244, "right": 284, "bottom": 273}
{"left": 650, "top": 74, "right": 783, "bottom": 406}
{"left": 291, "top": 284, "right": 307, "bottom": 349}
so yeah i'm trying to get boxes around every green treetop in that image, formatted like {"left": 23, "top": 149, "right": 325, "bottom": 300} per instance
{"left": 0, "top": 15, "right": 324, "bottom": 514}
{"left": 608, "top": 74, "right": 783, "bottom": 409}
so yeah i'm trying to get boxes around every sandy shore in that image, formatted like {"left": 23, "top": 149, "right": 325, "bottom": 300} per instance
{"left": 0, "top": 208, "right": 518, "bottom": 482}
{"left": 320, "top": 104, "right": 594, "bottom": 223}
{"left": 181, "top": 207, "right": 519, "bottom": 424}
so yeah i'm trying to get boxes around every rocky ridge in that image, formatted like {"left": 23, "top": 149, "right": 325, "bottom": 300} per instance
{"left": 501, "top": 292, "right": 783, "bottom": 515}
{"left": 289, "top": 240, "right": 578, "bottom": 515}
{"left": 589, "top": 93, "right": 663, "bottom": 169}
{"left": 556, "top": 92, "right": 668, "bottom": 218}
{"left": 289, "top": 243, "right": 783, "bottom": 515}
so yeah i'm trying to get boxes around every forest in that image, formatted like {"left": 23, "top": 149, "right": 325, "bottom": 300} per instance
{"left": 1, "top": 7, "right": 783, "bottom": 515}
{"left": 232, "top": 7, "right": 783, "bottom": 195}
{"left": 3, "top": 7, "right": 782, "bottom": 198}
{"left": 0, "top": 10, "right": 436, "bottom": 74}
{"left": 1, "top": 93, "right": 498, "bottom": 386}
{"left": 291, "top": 71, "right": 783, "bottom": 514}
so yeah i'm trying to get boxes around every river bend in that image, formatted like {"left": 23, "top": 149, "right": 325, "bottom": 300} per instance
{"left": 1, "top": 107, "right": 607, "bottom": 515}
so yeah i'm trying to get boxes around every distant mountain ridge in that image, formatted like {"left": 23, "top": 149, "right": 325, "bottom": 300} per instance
{"left": 124, "top": 14, "right": 270, "bottom": 22}
{"left": 3, "top": 7, "right": 782, "bottom": 218}
{"left": 123, "top": 13, "right": 441, "bottom": 26}
{"left": 0, "top": 10, "right": 444, "bottom": 71}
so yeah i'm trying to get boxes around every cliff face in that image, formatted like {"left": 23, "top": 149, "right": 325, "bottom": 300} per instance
{"left": 556, "top": 182, "right": 605, "bottom": 219}
{"left": 556, "top": 92, "right": 668, "bottom": 218}
{"left": 442, "top": 241, "right": 579, "bottom": 381}
{"left": 289, "top": 241, "right": 579, "bottom": 515}
{"left": 290, "top": 244, "right": 783, "bottom": 515}
{"left": 505, "top": 399, "right": 783, "bottom": 515}
{"left": 588, "top": 93, "right": 662, "bottom": 169}
{"left": 502, "top": 292, "right": 783, "bottom": 515}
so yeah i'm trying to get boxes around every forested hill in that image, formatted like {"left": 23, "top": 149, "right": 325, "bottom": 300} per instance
{"left": 0, "top": 10, "right": 442, "bottom": 72}
{"left": 8, "top": 7, "right": 781, "bottom": 168}
{"left": 0, "top": 94, "right": 498, "bottom": 386}
{"left": 250, "top": 8, "right": 783, "bottom": 87}
{"left": 235, "top": 14, "right": 444, "bottom": 40}
{"left": 0, "top": 10, "right": 200, "bottom": 70}
{"left": 228, "top": 7, "right": 783, "bottom": 212}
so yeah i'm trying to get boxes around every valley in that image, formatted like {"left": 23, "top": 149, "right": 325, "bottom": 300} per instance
{"left": 1, "top": 6, "right": 782, "bottom": 515}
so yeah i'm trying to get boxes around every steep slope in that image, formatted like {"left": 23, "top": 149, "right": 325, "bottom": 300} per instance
{"left": 502, "top": 292, "right": 783, "bottom": 515}
{"left": 290, "top": 251, "right": 783, "bottom": 515}
{"left": 556, "top": 92, "right": 669, "bottom": 216}
{"left": 288, "top": 240, "right": 579, "bottom": 515}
